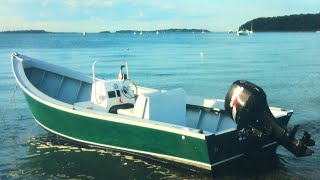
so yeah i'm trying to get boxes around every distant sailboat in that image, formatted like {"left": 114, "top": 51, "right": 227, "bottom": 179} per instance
{"left": 249, "top": 22, "right": 253, "bottom": 34}
{"left": 156, "top": 31, "right": 159, "bottom": 35}
{"left": 237, "top": 22, "right": 252, "bottom": 36}
{"left": 228, "top": 30, "right": 233, "bottom": 33}
{"left": 139, "top": 31, "right": 142, "bottom": 35}
{"left": 237, "top": 29, "right": 249, "bottom": 36}
{"left": 201, "top": 30, "right": 205, "bottom": 34}
{"left": 82, "top": 32, "right": 86, "bottom": 36}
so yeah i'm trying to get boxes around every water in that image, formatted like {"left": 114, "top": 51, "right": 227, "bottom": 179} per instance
{"left": 0, "top": 32, "right": 319, "bottom": 179}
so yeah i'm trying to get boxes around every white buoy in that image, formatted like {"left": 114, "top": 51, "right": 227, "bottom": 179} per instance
{"left": 200, "top": 52, "right": 203, "bottom": 59}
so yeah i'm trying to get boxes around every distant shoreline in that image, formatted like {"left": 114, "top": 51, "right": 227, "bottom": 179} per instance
{"left": 1, "top": 29, "right": 318, "bottom": 34}
{"left": 111, "top": 29, "right": 210, "bottom": 33}
{"left": 0, "top": 29, "right": 211, "bottom": 34}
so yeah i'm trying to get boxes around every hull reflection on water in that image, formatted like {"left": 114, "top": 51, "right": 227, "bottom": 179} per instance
{"left": 21, "top": 134, "right": 208, "bottom": 179}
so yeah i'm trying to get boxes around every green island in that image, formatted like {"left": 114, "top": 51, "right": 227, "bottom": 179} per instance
{"left": 1, "top": 30, "right": 50, "bottom": 33}
{"left": 240, "top": 13, "right": 320, "bottom": 32}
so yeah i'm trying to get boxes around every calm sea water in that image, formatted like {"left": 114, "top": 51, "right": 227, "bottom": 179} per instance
{"left": 0, "top": 32, "right": 319, "bottom": 179}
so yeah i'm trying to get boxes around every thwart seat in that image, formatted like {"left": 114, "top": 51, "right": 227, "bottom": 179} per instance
{"left": 117, "top": 94, "right": 147, "bottom": 118}
{"left": 117, "top": 88, "right": 187, "bottom": 126}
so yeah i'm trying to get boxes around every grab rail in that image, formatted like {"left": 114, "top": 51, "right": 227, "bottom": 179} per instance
{"left": 92, "top": 60, "right": 129, "bottom": 85}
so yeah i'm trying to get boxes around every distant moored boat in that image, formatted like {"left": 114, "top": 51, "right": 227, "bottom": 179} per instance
{"left": 249, "top": 22, "right": 253, "bottom": 34}
{"left": 237, "top": 29, "right": 249, "bottom": 36}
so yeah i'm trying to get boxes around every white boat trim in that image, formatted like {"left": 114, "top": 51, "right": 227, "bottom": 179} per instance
{"left": 212, "top": 153, "right": 244, "bottom": 167}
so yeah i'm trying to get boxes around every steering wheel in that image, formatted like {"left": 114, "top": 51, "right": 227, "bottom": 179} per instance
{"left": 121, "top": 79, "right": 138, "bottom": 99}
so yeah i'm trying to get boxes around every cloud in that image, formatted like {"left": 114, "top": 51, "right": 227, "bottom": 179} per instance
{"left": 128, "top": 10, "right": 144, "bottom": 19}
{"left": 86, "top": 0, "right": 113, "bottom": 8}
{"left": 64, "top": 0, "right": 113, "bottom": 8}
{"left": 42, "top": 0, "right": 50, "bottom": 7}
{"left": 64, "top": 0, "right": 77, "bottom": 8}
{"left": 0, "top": 16, "right": 32, "bottom": 30}
{"left": 3, "top": 0, "right": 319, "bottom": 32}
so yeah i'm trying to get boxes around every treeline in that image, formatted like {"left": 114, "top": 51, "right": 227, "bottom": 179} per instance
{"left": 239, "top": 13, "right": 320, "bottom": 32}
{"left": 1, "top": 30, "right": 49, "bottom": 33}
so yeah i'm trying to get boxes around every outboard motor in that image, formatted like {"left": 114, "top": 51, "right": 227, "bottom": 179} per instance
{"left": 225, "top": 80, "right": 315, "bottom": 157}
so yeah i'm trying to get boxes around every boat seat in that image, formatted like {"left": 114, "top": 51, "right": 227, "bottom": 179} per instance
{"left": 118, "top": 88, "right": 187, "bottom": 126}
{"left": 117, "top": 94, "right": 147, "bottom": 118}
{"left": 117, "top": 108, "right": 134, "bottom": 116}
{"left": 109, "top": 103, "right": 134, "bottom": 114}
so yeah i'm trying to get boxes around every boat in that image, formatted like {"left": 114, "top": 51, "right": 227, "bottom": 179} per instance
{"left": 237, "top": 29, "right": 249, "bottom": 36}
{"left": 11, "top": 52, "right": 314, "bottom": 173}
{"left": 82, "top": 32, "right": 86, "bottom": 36}
{"left": 156, "top": 31, "right": 159, "bottom": 35}
{"left": 133, "top": 32, "right": 136, "bottom": 35}
{"left": 228, "top": 30, "right": 233, "bottom": 33}
{"left": 248, "top": 22, "right": 253, "bottom": 34}
{"left": 139, "top": 31, "right": 142, "bottom": 35}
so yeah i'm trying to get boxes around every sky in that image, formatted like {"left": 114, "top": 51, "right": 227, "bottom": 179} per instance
{"left": 1, "top": 0, "right": 319, "bottom": 32}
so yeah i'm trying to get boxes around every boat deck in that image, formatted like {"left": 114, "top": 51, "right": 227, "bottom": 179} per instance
{"left": 23, "top": 61, "right": 290, "bottom": 135}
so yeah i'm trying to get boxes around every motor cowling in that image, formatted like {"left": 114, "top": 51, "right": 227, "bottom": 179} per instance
{"left": 225, "top": 80, "right": 315, "bottom": 157}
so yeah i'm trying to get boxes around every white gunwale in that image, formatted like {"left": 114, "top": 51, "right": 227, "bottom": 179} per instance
{"left": 11, "top": 53, "right": 210, "bottom": 140}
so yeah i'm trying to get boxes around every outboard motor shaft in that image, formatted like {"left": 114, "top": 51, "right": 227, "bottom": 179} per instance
{"left": 225, "top": 80, "right": 315, "bottom": 157}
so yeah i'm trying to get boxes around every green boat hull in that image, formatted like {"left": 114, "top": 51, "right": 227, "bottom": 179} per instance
{"left": 23, "top": 91, "right": 212, "bottom": 168}
{"left": 24, "top": 90, "right": 290, "bottom": 172}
